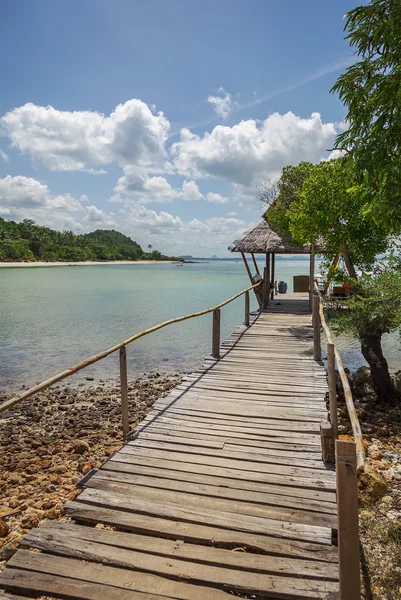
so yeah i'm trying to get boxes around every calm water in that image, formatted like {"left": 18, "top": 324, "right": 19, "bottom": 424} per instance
{"left": 1, "top": 260, "right": 400, "bottom": 392}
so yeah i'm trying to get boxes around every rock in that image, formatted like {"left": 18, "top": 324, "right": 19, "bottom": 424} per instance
{"left": 364, "top": 464, "right": 388, "bottom": 499}
{"left": 0, "top": 520, "right": 9, "bottom": 537}
{"left": 85, "top": 377, "right": 94, "bottom": 381}
{"left": 360, "top": 510, "right": 374, "bottom": 520}
{"left": 0, "top": 543, "right": 17, "bottom": 561}
{"left": 353, "top": 366, "right": 372, "bottom": 389}
{"left": 72, "top": 440, "right": 90, "bottom": 455}
{"left": 382, "top": 450, "right": 400, "bottom": 464}
{"left": 370, "top": 450, "right": 383, "bottom": 460}
{"left": 368, "top": 443, "right": 379, "bottom": 455}
{"left": 45, "top": 506, "right": 62, "bottom": 519}
{"left": 20, "top": 512, "right": 40, "bottom": 529}
{"left": 381, "top": 495, "right": 393, "bottom": 505}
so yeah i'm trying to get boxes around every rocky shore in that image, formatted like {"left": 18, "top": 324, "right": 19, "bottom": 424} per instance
{"left": 0, "top": 373, "right": 181, "bottom": 570}
{"left": 336, "top": 366, "right": 401, "bottom": 599}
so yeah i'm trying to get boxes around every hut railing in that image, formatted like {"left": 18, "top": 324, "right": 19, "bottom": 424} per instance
{"left": 0, "top": 282, "right": 261, "bottom": 441}
{"left": 313, "top": 283, "right": 363, "bottom": 600}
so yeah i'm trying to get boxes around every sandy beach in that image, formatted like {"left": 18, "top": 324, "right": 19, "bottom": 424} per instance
{"left": 0, "top": 260, "right": 180, "bottom": 268}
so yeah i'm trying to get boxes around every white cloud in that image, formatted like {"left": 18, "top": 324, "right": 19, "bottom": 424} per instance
{"left": 207, "top": 88, "right": 235, "bottom": 120}
{"left": 0, "top": 175, "right": 84, "bottom": 229}
{"left": 0, "top": 150, "right": 9, "bottom": 163}
{"left": 1, "top": 100, "right": 171, "bottom": 174}
{"left": 188, "top": 216, "right": 244, "bottom": 233}
{"left": 181, "top": 180, "right": 203, "bottom": 201}
{"left": 227, "top": 211, "right": 238, "bottom": 216}
{"left": 205, "top": 192, "right": 229, "bottom": 204}
{"left": 84, "top": 205, "right": 116, "bottom": 226}
{"left": 171, "top": 112, "right": 337, "bottom": 190}
{"left": 122, "top": 204, "right": 183, "bottom": 235}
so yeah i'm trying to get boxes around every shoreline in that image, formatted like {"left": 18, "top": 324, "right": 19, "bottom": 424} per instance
{"left": 0, "top": 260, "right": 180, "bottom": 268}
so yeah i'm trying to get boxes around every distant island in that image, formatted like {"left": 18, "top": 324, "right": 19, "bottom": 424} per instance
{"left": 0, "top": 218, "right": 181, "bottom": 263}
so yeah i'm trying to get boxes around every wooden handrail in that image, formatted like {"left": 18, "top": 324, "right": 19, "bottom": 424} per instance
{"left": 314, "top": 284, "right": 365, "bottom": 472}
{"left": 0, "top": 282, "right": 261, "bottom": 414}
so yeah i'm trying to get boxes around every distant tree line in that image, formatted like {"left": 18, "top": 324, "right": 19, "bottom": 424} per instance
{"left": 0, "top": 218, "right": 179, "bottom": 262}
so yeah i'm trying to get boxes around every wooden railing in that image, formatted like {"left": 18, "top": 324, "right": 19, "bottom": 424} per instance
{"left": 313, "top": 284, "right": 363, "bottom": 600}
{"left": 0, "top": 282, "right": 260, "bottom": 440}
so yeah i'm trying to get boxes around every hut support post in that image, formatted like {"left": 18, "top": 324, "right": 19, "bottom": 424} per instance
{"left": 327, "top": 342, "right": 338, "bottom": 439}
{"left": 242, "top": 252, "right": 260, "bottom": 306}
{"left": 244, "top": 291, "right": 250, "bottom": 327}
{"left": 336, "top": 440, "right": 361, "bottom": 600}
{"left": 313, "top": 293, "right": 322, "bottom": 361}
{"left": 251, "top": 253, "right": 260, "bottom": 276}
{"left": 119, "top": 345, "right": 130, "bottom": 441}
{"left": 212, "top": 308, "right": 221, "bottom": 359}
{"left": 263, "top": 253, "right": 270, "bottom": 309}
{"left": 270, "top": 252, "right": 275, "bottom": 299}
{"left": 309, "top": 244, "right": 315, "bottom": 309}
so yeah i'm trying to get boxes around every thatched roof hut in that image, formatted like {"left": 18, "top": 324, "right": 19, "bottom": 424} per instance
{"left": 229, "top": 215, "right": 319, "bottom": 309}
{"left": 229, "top": 217, "right": 312, "bottom": 255}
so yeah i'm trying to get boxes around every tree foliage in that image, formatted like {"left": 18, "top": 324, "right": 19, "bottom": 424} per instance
{"left": 331, "top": 0, "right": 401, "bottom": 227}
{"left": 0, "top": 218, "right": 176, "bottom": 262}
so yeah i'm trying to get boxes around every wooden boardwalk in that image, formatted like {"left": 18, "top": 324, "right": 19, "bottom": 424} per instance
{"left": 0, "top": 294, "right": 339, "bottom": 599}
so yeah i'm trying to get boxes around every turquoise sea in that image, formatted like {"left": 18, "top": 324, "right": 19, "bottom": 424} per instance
{"left": 1, "top": 260, "right": 400, "bottom": 393}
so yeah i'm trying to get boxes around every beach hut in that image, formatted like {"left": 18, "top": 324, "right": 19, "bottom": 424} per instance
{"left": 229, "top": 215, "right": 318, "bottom": 309}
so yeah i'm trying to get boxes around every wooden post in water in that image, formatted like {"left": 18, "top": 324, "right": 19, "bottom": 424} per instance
{"left": 313, "top": 293, "right": 322, "bottom": 361}
{"left": 327, "top": 342, "right": 338, "bottom": 439}
{"left": 119, "top": 345, "right": 129, "bottom": 441}
{"left": 336, "top": 440, "right": 361, "bottom": 600}
{"left": 244, "top": 291, "right": 250, "bottom": 327}
{"left": 212, "top": 308, "right": 221, "bottom": 358}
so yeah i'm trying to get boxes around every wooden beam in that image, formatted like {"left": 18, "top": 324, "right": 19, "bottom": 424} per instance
{"left": 336, "top": 440, "right": 360, "bottom": 600}
{"left": 244, "top": 291, "right": 250, "bottom": 327}
{"left": 241, "top": 252, "right": 253, "bottom": 284}
{"left": 320, "top": 421, "right": 334, "bottom": 464}
{"left": 327, "top": 343, "right": 338, "bottom": 439}
{"left": 212, "top": 309, "right": 221, "bottom": 359}
{"left": 251, "top": 253, "right": 260, "bottom": 276}
{"left": 270, "top": 253, "right": 275, "bottom": 300}
{"left": 313, "top": 294, "right": 321, "bottom": 361}
{"left": 309, "top": 244, "right": 315, "bottom": 308}
{"left": 119, "top": 346, "right": 129, "bottom": 441}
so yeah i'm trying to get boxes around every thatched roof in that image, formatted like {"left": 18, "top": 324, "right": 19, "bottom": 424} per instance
{"left": 229, "top": 217, "right": 314, "bottom": 254}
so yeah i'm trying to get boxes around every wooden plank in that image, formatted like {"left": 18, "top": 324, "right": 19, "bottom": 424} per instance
{"left": 95, "top": 467, "right": 337, "bottom": 514}
{"left": 120, "top": 444, "right": 336, "bottom": 483}
{"left": 131, "top": 437, "right": 330, "bottom": 471}
{"left": 110, "top": 451, "right": 336, "bottom": 492}
{"left": 5, "top": 551, "right": 229, "bottom": 600}
{"left": 102, "top": 460, "right": 337, "bottom": 503}
{"left": 25, "top": 523, "right": 339, "bottom": 581}
{"left": 76, "top": 487, "right": 333, "bottom": 544}
{"left": 85, "top": 477, "right": 337, "bottom": 528}
{"left": 66, "top": 501, "right": 339, "bottom": 563}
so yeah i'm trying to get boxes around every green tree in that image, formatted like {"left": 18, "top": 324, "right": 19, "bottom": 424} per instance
{"left": 332, "top": 263, "right": 401, "bottom": 405}
{"left": 331, "top": 0, "right": 401, "bottom": 228}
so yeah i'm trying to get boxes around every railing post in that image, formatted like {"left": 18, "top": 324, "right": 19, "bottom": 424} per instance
{"left": 320, "top": 421, "right": 335, "bottom": 464}
{"left": 313, "top": 293, "right": 321, "bottom": 361}
{"left": 119, "top": 345, "right": 130, "bottom": 441}
{"left": 336, "top": 440, "right": 361, "bottom": 600}
{"left": 327, "top": 342, "right": 338, "bottom": 439}
{"left": 244, "top": 291, "right": 250, "bottom": 327}
{"left": 212, "top": 308, "right": 221, "bottom": 358}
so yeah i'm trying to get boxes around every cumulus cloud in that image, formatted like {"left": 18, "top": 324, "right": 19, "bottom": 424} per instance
{"left": 0, "top": 150, "right": 9, "bottom": 163}
{"left": 207, "top": 88, "right": 235, "bottom": 120}
{"left": 181, "top": 180, "right": 203, "bottom": 201}
{"left": 205, "top": 192, "right": 229, "bottom": 204}
{"left": 84, "top": 205, "right": 116, "bottom": 226}
{"left": 227, "top": 211, "right": 238, "bottom": 216}
{"left": 188, "top": 216, "right": 244, "bottom": 233}
{"left": 171, "top": 112, "right": 337, "bottom": 189}
{"left": 1, "top": 100, "right": 171, "bottom": 174}
{"left": 122, "top": 204, "right": 184, "bottom": 235}
{"left": 0, "top": 175, "right": 84, "bottom": 229}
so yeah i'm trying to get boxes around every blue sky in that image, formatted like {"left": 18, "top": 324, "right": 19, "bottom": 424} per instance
{"left": 0, "top": 0, "right": 357, "bottom": 256}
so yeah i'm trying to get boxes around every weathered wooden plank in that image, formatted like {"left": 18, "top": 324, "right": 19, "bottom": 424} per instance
{"left": 25, "top": 523, "right": 339, "bottom": 581}
{"left": 103, "top": 460, "right": 337, "bottom": 503}
{"left": 85, "top": 476, "right": 337, "bottom": 528}
{"left": 76, "top": 487, "right": 333, "bottom": 544}
{"left": 5, "top": 552, "right": 229, "bottom": 600}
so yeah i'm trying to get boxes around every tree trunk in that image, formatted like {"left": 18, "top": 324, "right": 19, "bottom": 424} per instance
{"left": 341, "top": 245, "right": 358, "bottom": 279}
{"left": 360, "top": 329, "right": 400, "bottom": 405}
